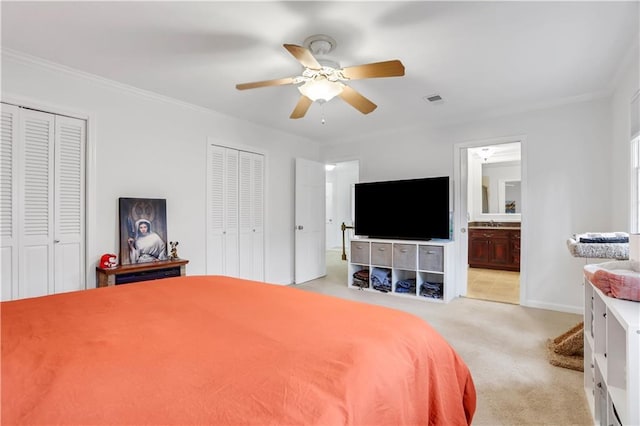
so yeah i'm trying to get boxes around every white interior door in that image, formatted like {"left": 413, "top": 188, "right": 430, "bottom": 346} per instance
{"left": 206, "top": 144, "right": 239, "bottom": 277}
{"left": 1, "top": 104, "right": 19, "bottom": 301}
{"left": 53, "top": 115, "right": 86, "bottom": 294}
{"left": 1, "top": 103, "right": 87, "bottom": 301}
{"left": 454, "top": 147, "right": 469, "bottom": 297}
{"left": 19, "top": 109, "right": 55, "bottom": 299}
{"left": 239, "top": 151, "right": 264, "bottom": 281}
{"left": 295, "top": 158, "right": 325, "bottom": 284}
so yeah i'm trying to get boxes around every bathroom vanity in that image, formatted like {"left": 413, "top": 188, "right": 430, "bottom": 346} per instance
{"left": 468, "top": 222, "right": 520, "bottom": 271}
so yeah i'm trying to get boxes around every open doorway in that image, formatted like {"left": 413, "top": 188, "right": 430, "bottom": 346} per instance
{"left": 325, "top": 160, "right": 359, "bottom": 254}
{"left": 454, "top": 137, "right": 526, "bottom": 305}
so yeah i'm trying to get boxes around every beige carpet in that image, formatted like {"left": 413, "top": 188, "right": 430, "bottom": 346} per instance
{"left": 296, "top": 249, "right": 592, "bottom": 426}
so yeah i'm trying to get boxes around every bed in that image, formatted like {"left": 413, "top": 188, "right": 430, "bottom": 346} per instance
{"left": 2, "top": 275, "right": 476, "bottom": 425}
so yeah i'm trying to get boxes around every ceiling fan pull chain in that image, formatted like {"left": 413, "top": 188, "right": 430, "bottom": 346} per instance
{"left": 321, "top": 102, "right": 326, "bottom": 125}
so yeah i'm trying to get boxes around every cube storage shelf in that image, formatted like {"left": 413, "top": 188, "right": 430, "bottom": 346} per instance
{"left": 348, "top": 238, "right": 454, "bottom": 303}
{"left": 583, "top": 278, "right": 640, "bottom": 426}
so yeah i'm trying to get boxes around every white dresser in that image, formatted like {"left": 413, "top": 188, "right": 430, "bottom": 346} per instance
{"left": 583, "top": 278, "right": 640, "bottom": 426}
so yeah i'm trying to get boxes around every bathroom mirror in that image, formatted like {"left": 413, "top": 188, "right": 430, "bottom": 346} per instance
{"left": 481, "top": 162, "right": 521, "bottom": 214}
{"left": 468, "top": 142, "right": 522, "bottom": 217}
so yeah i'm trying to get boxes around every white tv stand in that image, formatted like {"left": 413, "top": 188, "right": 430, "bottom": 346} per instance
{"left": 347, "top": 237, "right": 455, "bottom": 303}
{"left": 583, "top": 278, "right": 640, "bottom": 426}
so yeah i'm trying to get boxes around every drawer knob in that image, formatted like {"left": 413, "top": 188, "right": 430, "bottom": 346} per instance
{"left": 378, "top": 247, "right": 386, "bottom": 251}
{"left": 400, "top": 249, "right": 408, "bottom": 253}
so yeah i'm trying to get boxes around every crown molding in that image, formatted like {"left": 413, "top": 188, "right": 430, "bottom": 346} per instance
{"left": 1, "top": 47, "right": 219, "bottom": 116}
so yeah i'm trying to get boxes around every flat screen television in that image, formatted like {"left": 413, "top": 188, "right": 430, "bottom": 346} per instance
{"left": 354, "top": 176, "right": 450, "bottom": 241}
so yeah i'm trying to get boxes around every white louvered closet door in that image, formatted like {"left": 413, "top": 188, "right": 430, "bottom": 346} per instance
{"left": 18, "top": 108, "right": 56, "bottom": 299}
{"left": 206, "top": 144, "right": 239, "bottom": 277}
{"left": 0, "top": 103, "right": 85, "bottom": 301}
{"left": 238, "top": 151, "right": 264, "bottom": 281}
{"left": 1, "top": 104, "right": 19, "bottom": 300}
{"left": 53, "top": 115, "right": 85, "bottom": 294}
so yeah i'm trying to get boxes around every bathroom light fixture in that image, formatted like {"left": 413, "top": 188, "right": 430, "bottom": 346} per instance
{"left": 479, "top": 147, "right": 495, "bottom": 162}
{"left": 325, "top": 164, "right": 336, "bottom": 171}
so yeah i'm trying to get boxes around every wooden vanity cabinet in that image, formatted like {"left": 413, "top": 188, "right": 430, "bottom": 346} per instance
{"left": 510, "top": 232, "right": 521, "bottom": 266}
{"left": 468, "top": 228, "right": 520, "bottom": 271}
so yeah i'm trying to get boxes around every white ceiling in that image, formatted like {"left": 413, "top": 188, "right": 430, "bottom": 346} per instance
{"left": 1, "top": 1, "right": 638, "bottom": 143}
{"left": 469, "top": 142, "right": 520, "bottom": 164}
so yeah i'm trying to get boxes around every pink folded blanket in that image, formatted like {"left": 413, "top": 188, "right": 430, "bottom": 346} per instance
{"left": 583, "top": 261, "right": 640, "bottom": 302}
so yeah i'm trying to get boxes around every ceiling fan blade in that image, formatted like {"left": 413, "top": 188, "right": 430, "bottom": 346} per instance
{"left": 341, "top": 60, "right": 405, "bottom": 80}
{"left": 290, "top": 95, "right": 313, "bottom": 119}
{"left": 283, "top": 44, "right": 322, "bottom": 70}
{"left": 339, "top": 86, "right": 377, "bottom": 114}
{"left": 236, "top": 77, "right": 296, "bottom": 91}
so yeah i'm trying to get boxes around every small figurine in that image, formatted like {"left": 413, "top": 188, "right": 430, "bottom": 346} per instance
{"left": 100, "top": 253, "right": 118, "bottom": 269}
{"left": 169, "top": 241, "right": 179, "bottom": 260}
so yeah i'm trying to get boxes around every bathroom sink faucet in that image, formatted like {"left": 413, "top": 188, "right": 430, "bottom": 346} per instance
{"left": 490, "top": 220, "right": 496, "bottom": 227}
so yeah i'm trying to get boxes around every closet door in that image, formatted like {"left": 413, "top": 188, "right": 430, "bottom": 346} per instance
{"left": 1, "top": 104, "right": 86, "bottom": 301}
{"left": 238, "top": 151, "right": 264, "bottom": 281}
{"left": 1, "top": 105, "right": 19, "bottom": 300}
{"left": 19, "top": 109, "right": 55, "bottom": 299}
{"left": 53, "top": 116, "right": 85, "bottom": 293}
{"left": 206, "top": 145, "right": 239, "bottom": 276}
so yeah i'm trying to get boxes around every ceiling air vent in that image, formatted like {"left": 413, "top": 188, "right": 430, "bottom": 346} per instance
{"left": 423, "top": 94, "right": 444, "bottom": 104}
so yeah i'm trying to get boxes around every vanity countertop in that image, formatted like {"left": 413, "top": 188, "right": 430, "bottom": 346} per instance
{"left": 468, "top": 222, "right": 520, "bottom": 230}
{"left": 468, "top": 226, "right": 520, "bottom": 230}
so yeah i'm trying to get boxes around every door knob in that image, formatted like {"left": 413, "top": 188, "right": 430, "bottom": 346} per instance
{"left": 297, "top": 225, "right": 304, "bottom": 230}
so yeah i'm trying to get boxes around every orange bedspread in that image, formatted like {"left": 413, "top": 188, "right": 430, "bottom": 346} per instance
{"left": 2, "top": 275, "right": 475, "bottom": 425}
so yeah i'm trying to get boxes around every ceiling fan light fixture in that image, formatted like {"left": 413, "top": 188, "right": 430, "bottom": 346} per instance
{"left": 298, "top": 78, "right": 344, "bottom": 102}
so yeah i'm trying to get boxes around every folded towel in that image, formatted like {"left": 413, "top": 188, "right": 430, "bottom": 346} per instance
{"left": 579, "top": 237, "right": 628, "bottom": 243}
{"left": 575, "top": 232, "right": 629, "bottom": 244}
{"left": 371, "top": 267, "right": 391, "bottom": 285}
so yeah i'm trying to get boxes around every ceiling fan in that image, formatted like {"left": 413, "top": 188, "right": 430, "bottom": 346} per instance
{"left": 235, "top": 34, "right": 405, "bottom": 119}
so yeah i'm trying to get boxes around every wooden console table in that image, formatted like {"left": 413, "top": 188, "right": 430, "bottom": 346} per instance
{"left": 96, "top": 259, "right": 189, "bottom": 287}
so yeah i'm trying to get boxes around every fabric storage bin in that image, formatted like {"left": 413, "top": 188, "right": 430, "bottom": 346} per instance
{"left": 419, "top": 245, "right": 444, "bottom": 272}
{"left": 371, "top": 243, "right": 392, "bottom": 266}
{"left": 350, "top": 241, "right": 370, "bottom": 264}
{"left": 394, "top": 244, "right": 416, "bottom": 270}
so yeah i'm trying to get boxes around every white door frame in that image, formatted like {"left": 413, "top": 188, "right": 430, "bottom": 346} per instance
{"left": 453, "top": 135, "right": 528, "bottom": 303}
{"left": 324, "top": 159, "right": 360, "bottom": 252}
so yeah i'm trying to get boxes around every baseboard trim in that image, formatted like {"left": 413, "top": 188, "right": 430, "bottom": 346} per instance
{"left": 522, "top": 299, "right": 583, "bottom": 315}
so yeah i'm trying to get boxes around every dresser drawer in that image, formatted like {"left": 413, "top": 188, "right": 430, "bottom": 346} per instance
{"left": 418, "top": 245, "right": 443, "bottom": 272}
{"left": 371, "top": 242, "right": 392, "bottom": 266}
{"left": 350, "top": 241, "right": 370, "bottom": 264}
{"left": 393, "top": 244, "right": 416, "bottom": 270}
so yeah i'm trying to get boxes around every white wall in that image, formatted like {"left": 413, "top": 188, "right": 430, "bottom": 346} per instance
{"left": 610, "top": 38, "right": 640, "bottom": 230}
{"left": 4, "top": 47, "right": 636, "bottom": 314}
{"left": 322, "top": 97, "right": 613, "bottom": 313}
{"left": 1, "top": 52, "right": 320, "bottom": 286}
